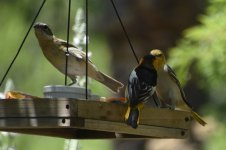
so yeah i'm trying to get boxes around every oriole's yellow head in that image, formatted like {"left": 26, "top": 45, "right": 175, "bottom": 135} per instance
{"left": 150, "top": 49, "right": 166, "bottom": 70}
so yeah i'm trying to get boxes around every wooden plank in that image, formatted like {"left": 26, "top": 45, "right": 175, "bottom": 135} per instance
{"left": 0, "top": 118, "right": 188, "bottom": 139}
{"left": 0, "top": 99, "right": 72, "bottom": 117}
{"left": 76, "top": 119, "right": 189, "bottom": 139}
{"left": 0, "top": 128, "right": 116, "bottom": 139}
{"left": 0, "top": 128, "right": 79, "bottom": 139}
{"left": 75, "top": 100, "right": 191, "bottom": 129}
{"left": 77, "top": 100, "right": 126, "bottom": 122}
{"left": 0, "top": 99, "right": 191, "bottom": 129}
{"left": 0, "top": 118, "right": 71, "bottom": 128}
{"left": 0, "top": 99, "right": 191, "bottom": 138}
{"left": 140, "top": 108, "right": 191, "bottom": 129}
{"left": 0, "top": 117, "right": 188, "bottom": 138}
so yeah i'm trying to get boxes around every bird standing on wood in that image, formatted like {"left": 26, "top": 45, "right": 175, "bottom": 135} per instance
{"left": 34, "top": 22, "right": 123, "bottom": 93}
{"left": 150, "top": 49, "right": 207, "bottom": 126}
{"left": 125, "top": 54, "right": 157, "bottom": 129}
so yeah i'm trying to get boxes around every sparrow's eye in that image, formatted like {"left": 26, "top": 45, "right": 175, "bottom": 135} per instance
{"left": 42, "top": 25, "right": 53, "bottom": 36}
{"left": 43, "top": 25, "right": 48, "bottom": 30}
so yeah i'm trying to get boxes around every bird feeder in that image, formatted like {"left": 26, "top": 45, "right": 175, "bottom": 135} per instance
{"left": 43, "top": 85, "right": 99, "bottom": 100}
{"left": 0, "top": 98, "right": 191, "bottom": 139}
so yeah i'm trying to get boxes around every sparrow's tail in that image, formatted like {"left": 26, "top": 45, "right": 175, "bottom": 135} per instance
{"left": 191, "top": 111, "right": 207, "bottom": 126}
{"left": 124, "top": 106, "right": 139, "bottom": 129}
{"left": 97, "top": 71, "right": 124, "bottom": 93}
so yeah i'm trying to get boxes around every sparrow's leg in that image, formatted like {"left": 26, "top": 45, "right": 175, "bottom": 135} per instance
{"left": 68, "top": 76, "right": 77, "bottom": 86}
{"left": 152, "top": 92, "right": 162, "bottom": 108}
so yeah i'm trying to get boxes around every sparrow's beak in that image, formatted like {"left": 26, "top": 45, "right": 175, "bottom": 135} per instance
{"left": 33, "top": 22, "right": 53, "bottom": 36}
{"left": 34, "top": 22, "right": 46, "bottom": 29}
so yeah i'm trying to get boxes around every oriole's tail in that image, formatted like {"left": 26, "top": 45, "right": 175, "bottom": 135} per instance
{"left": 124, "top": 106, "right": 139, "bottom": 129}
{"left": 191, "top": 111, "right": 207, "bottom": 126}
{"left": 97, "top": 71, "right": 124, "bottom": 93}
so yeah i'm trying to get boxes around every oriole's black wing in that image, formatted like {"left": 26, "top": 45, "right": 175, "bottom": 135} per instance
{"left": 126, "top": 66, "right": 157, "bottom": 107}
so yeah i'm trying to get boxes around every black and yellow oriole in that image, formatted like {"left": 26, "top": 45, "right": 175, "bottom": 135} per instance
{"left": 125, "top": 54, "right": 157, "bottom": 129}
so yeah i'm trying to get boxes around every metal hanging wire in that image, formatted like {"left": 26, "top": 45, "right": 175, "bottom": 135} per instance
{"left": 0, "top": 0, "right": 46, "bottom": 87}
{"left": 109, "top": 0, "right": 158, "bottom": 106}
{"left": 110, "top": 0, "right": 139, "bottom": 64}
{"left": 85, "top": 0, "right": 89, "bottom": 99}
{"left": 65, "top": 0, "right": 88, "bottom": 99}
{"left": 64, "top": 0, "right": 72, "bottom": 86}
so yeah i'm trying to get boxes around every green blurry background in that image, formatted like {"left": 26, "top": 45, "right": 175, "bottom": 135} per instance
{"left": 0, "top": 0, "right": 226, "bottom": 149}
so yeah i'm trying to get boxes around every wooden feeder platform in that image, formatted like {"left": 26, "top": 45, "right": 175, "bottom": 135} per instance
{"left": 0, "top": 98, "right": 191, "bottom": 139}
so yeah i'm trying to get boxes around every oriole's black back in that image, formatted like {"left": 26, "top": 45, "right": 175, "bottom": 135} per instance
{"left": 126, "top": 66, "right": 157, "bottom": 107}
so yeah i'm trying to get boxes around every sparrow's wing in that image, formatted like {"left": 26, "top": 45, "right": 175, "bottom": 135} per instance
{"left": 55, "top": 38, "right": 94, "bottom": 64}
{"left": 57, "top": 38, "right": 78, "bottom": 49}
{"left": 68, "top": 47, "right": 86, "bottom": 61}
{"left": 164, "top": 64, "right": 192, "bottom": 107}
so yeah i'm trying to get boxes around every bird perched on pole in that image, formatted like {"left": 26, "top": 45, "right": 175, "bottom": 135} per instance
{"left": 34, "top": 22, "right": 123, "bottom": 93}
{"left": 150, "top": 49, "right": 207, "bottom": 126}
{"left": 125, "top": 54, "right": 157, "bottom": 129}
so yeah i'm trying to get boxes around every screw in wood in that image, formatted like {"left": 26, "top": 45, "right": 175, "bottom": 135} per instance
{"left": 181, "top": 130, "right": 185, "bottom": 136}
{"left": 66, "top": 104, "right": 70, "bottom": 109}
{"left": 185, "top": 117, "right": 190, "bottom": 122}
{"left": 62, "top": 118, "right": 66, "bottom": 124}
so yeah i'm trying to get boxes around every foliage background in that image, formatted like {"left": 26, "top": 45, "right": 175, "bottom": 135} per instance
{"left": 168, "top": 0, "right": 226, "bottom": 149}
